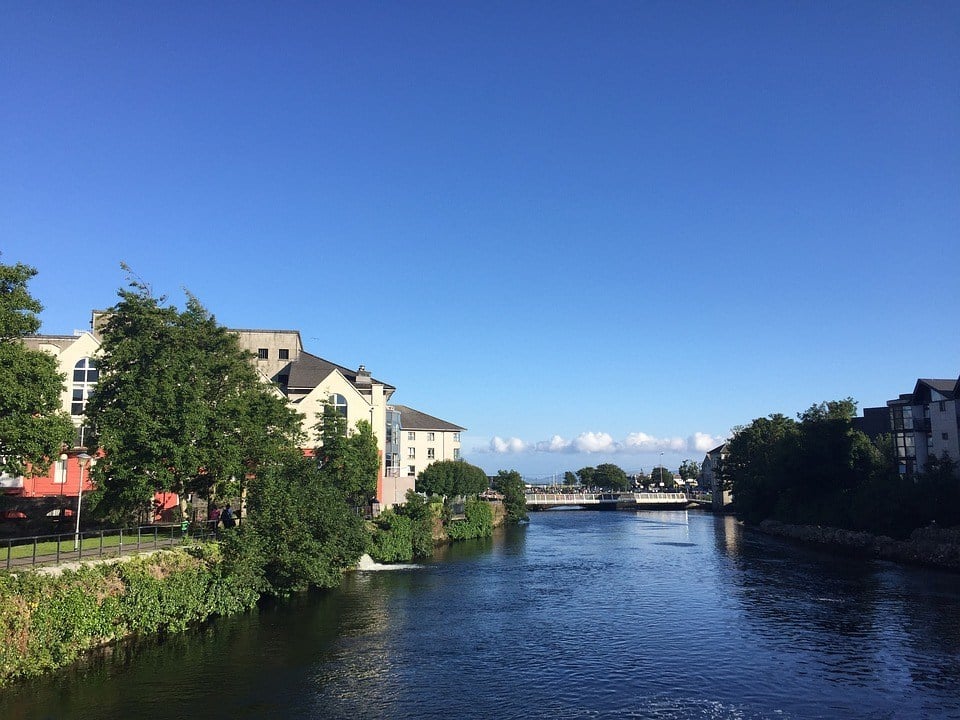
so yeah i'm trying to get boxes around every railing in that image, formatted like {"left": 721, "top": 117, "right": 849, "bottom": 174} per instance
{"left": 1, "top": 521, "right": 227, "bottom": 572}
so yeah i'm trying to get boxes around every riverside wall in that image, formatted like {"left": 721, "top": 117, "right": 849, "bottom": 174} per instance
{"left": 757, "top": 519, "right": 960, "bottom": 572}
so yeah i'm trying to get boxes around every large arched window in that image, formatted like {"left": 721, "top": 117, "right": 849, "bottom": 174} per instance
{"left": 71, "top": 358, "right": 98, "bottom": 416}
{"left": 329, "top": 394, "right": 348, "bottom": 417}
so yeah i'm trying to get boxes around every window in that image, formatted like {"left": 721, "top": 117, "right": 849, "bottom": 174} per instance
{"left": 408, "top": 447, "right": 416, "bottom": 458}
{"left": 453, "top": 432, "right": 460, "bottom": 442}
{"left": 71, "top": 358, "right": 98, "bottom": 416}
{"left": 53, "top": 457, "right": 67, "bottom": 484}
{"left": 257, "top": 348, "right": 268, "bottom": 360}
{"left": 943, "top": 432, "right": 949, "bottom": 441}
{"left": 427, "top": 432, "right": 435, "bottom": 441}
{"left": 454, "top": 448, "right": 460, "bottom": 460}
{"left": 279, "top": 348, "right": 289, "bottom": 360}
{"left": 427, "top": 448, "right": 435, "bottom": 459}
{"left": 329, "top": 394, "right": 347, "bottom": 417}
{"left": 407, "top": 465, "right": 416, "bottom": 477}
{"left": 407, "top": 431, "right": 415, "bottom": 441}
{"left": 939, "top": 401, "right": 946, "bottom": 412}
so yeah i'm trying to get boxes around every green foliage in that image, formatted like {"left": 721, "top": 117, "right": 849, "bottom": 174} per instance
{"left": 86, "top": 281, "right": 304, "bottom": 522}
{"left": 593, "top": 463, "right": 630, "bottom": 491}
{"left": 416, "top": 459, "right": 489, "bottom": 498}
{"left": 229, "top": 451, "right": 367, "bottom": 595}
{"left": 315, "top": 406, "right": 379, "bottom": 507}
{"left": 650, "top": 466, "right": 676, "bottom": 488}
{"left": 678, "top": 459, "right": 701, "bottom": 481}
{"left": 446, "top": 497, "right": 494, "bottom": 541}
{"left": 576, "top": 467, "right": 595, "bottom": 486}
{"left": 493, "top": 469, "right": 528, "bottom": 522}
{"left": 369, "top": 510, "right": 415, "bottom": 562}
{"left": 563, "top": 471, "right": 577, "bottom": 485}
{"left": 0, "top": 547, "right": 257, "bottom": 685}
{"left": 724, "top": 398, "right": 960, "bottom": 537}
{"left": 0, "top": 261, "right": 75, "bottom": 477}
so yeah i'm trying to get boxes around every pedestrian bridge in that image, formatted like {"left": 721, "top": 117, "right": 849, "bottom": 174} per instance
{"left": 525, "top": 492, "right": 693, "bottom": 511}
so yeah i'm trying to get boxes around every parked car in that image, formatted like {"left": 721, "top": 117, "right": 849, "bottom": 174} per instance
{"left": 0, "top": 510, "right": 28, "bottom": 520}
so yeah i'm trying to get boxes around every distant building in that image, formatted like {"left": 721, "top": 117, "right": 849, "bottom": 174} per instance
{"left": 392, "top": 404, "right": 465, "bottom": 499}
{"left": 885, "top": 377, "right": 960, "bottom": 476}
{"left": 699, "top": 443, "right": 731, "bottom": 512}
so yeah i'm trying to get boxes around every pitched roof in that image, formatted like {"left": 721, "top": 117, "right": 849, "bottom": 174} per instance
{"left": 392, "top": 404, "right": 465, "bottom": 432}
{"left": 285, "top": 352, "right": 394, "bottom": 391}
{"left": 912, "top": 378, "right": 957, "bottom": 402}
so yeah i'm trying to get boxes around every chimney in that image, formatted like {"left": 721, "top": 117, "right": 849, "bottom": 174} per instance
{"left": 356, "top": 364, "right": 372, "bottom": 394}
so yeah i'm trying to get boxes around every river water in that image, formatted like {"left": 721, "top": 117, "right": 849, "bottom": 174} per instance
{"left": 3, "top": 510, "right": 960, "bottom": 720}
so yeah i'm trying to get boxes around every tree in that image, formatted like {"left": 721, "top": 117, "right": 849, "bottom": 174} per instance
{"left": 592, "top": 463, "right": 629, "bottom": 491}
{"left": 725, "top": 413, "right": 800, "bottom": 524}
{"left": 563, "top": 471, "right": 577, "bottom": 485}
{"left": 678, "top": 460, "right": 701, "bottom": 482}
{"left": 576, "top": 466, "right": 596, "bottom": 487}
{"left": 86, "top": 281, "right": 304, "bottom": 522}
{"left": 416, "top": 459, "right": 489, "bottom": 498}
{"left": 225, "top": 450, "right": 367, "bottom": 595}
{"left": 493, "top": 469, "right": 528, "bottom": 522}
{"left": 650, "top": 466, "right": 676, "bottom": 488}
{"left": 0, "top": 261, "right": 74, "bottom": 477}
{"left": 315, "top": 404, "right": 379, "bottom": 508}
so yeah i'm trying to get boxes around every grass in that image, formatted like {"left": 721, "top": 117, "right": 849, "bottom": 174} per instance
{"left": 0, "top": 526, "right": 199, "bottom": 564}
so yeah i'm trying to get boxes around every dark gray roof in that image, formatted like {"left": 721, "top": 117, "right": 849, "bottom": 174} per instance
{"left": 285, "top": 352, "right": 394, "bottom": 392}
{"left": 392, "top": 404, "right": 465, "bottom": 432}
{"left": 911, "top": 378, "right": 957, "bottom": 402}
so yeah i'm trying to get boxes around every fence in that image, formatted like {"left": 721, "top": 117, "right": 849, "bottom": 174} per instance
{"left": 1, "top": 520, "right": 228, "bottom": 572}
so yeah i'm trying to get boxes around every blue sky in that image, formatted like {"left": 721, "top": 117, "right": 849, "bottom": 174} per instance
{"left": 3, "top": 2, "right": 958, "bottom": 480}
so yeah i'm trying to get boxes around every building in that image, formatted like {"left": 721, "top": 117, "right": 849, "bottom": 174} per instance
{"left": 886, "top": 377, "right": 960, "bottom": 476}
{"left": 391, "top": 403, "right": 465, "bottom": 496}
{"left": 5, "top": 316, "right": 465, "bottom": 516}
{"left": 232, "top": 329, "right": 407, "bottom": 507}
{"left": 699, "top": 442, "right": 731, "bottom": 512}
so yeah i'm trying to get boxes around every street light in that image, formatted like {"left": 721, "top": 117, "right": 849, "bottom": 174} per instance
{"left": 659, "top": 452, "right": 664, "bottom": 486}
{"left": 74, "top": 453, "right": 93, "bottom": 551}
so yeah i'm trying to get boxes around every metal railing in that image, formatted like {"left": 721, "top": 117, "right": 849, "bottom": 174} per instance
{"left": 1, "top": 520, "right": 229, "bottom": 572}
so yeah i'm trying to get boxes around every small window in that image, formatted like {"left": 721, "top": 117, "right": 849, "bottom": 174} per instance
{"left": 943, "top": 432, "right": 949, "bottom": 441}
{"left": 279, "top": 348, "right": 289, "bottom": 360}
{"left": 71, "top": 358, "right": 98, "bottom": 416}
{"left": 408, "top": 447, "right": 416, "bottom": 458}
{"left": 427, "top": 432, "right": 435, "bottom": 441}
{"left": 407, "top": 431, "right": 415, "bottom": 441}
{"left": 453, "top": 432, "right": 460, "bottom": 442}
{"left": 53, "top": 458, "right": 67, "bottom": 484}
{"left": 454, "top": 448, "right": 460, "bottom": 460}
{"left": 407, "top": 465, "right": 416, "bottom": 477}
{"left": 427, "top": 448, "right": 435, "bottom": 459}
{"left": 939, "top": 401, "right": 946, "bottom": 412}
{"left": 257, "top": 348, "right": 268, "bottom": 360}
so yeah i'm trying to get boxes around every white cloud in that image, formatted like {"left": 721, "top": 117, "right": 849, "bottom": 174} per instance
{"left": 572, "top": 431, "right": 617, "bottom": 453}
{"left": 482, "top": 429, "right": 727, "bottom": 456}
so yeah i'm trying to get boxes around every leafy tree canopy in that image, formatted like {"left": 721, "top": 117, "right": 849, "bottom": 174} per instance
{"left": 416, "top": 459, "right": 489, "bottom": 498}
{"left": 592, "top": 463, "right": 629, "bottom": 491}
{"left": 0, "top": 261, "right": 74, "bottom": 477}
{"left": 563, "top": 470, "right": 577, "bottom": 485}
{"left": 678, "top": 459, "right": 701, "bottom": 481}
{"left": 493, "top": 469, "right": 528, "bottom": 522}
{"left": 315, "top": 404, "right": 379, "bottom": 506}
{"left": 576, "top": 466, "right": 596, "bottom": 486}
{"left": 86, "top": 278, "right": 304, "bottom": 522}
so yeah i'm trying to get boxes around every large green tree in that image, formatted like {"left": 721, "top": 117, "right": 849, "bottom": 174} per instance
{"left": 224, "top": 449, "right": 368, "bottom": 595}
{"left": 416, "top": 459, "right": 489, "bottom": 498}
{"left": 493, "top": 469, "right": 528, "bottom": 522}
{"left": 86, "top": 281, "right": 304, "bottom": 522}
{"left": 678, "top": 460, "right": 701, "bottom": 482}
{"left": 315, "top": 404, "right": 380, "bottom": 508}
{"left": 0, "top": 261, "right": 74, "bottom": 477}
{"left": 592, "top": 463, "right": 630, "bottom": 491}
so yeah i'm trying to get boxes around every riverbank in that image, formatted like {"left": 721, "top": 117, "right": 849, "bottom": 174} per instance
{"left": 756, "top": 519, "right": 960, "bottom": 571}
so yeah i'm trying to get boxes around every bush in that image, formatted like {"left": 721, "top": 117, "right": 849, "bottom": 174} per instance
{"left": 446, "top": 498, "right": 493, "bottom": 541}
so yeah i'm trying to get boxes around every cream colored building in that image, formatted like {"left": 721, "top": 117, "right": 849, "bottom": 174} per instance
{"left": 392, "top": 404, "right": 465, "bottom": 483}
{"left": 232, "top": 329, "right": 405, "bottom": 507}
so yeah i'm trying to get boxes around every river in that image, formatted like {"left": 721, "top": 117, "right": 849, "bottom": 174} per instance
{"left": 3, "top": 510, "right": 960, "bottom": 719}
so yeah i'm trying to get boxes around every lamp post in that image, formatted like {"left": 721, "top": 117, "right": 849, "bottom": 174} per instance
{"left": 74, "top": 453, "right": 92, "bottom": 551}
{"left": 659, "top": 452, "right": 664, "bottom": 488}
